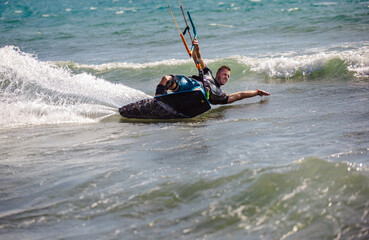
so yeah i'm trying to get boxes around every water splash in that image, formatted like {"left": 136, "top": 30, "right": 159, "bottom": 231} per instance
{"left": 0, "top": 46, "right": 149, "bottom": 129}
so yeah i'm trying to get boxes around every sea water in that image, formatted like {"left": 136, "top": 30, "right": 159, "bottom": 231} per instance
{"left": 1, "top": 0, "right": 369, "bottom": 239}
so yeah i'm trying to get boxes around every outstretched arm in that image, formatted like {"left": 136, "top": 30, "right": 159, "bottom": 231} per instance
{"left": 192, "top": 39, "right": 205, "bottom": 69}
{"left": 227, "top": 89, "right": 270, "bottom": 104}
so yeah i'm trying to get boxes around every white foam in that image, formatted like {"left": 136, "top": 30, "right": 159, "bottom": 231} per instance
{"left": 234, "top": 45, "right": 369, "bottom": 78}
{"left": 72, "top": 59, "right": 191, "bottom": 71}
{"left": 209, "top": 23, "right": 234, "bottom": 28}
{"left": 312, "top": 2, "right": 338, "bottom": 6}
{"left": 340, "top": 47, "right": 369, "bottom": 78}
{"left": 288, "top": 8, "right": 300, "bottom": 12}
{"left": 0, "top": 46, "right": 149, "bottom": 129}
{"left": 71, "top": 45, "right": 369, "bottom": 78}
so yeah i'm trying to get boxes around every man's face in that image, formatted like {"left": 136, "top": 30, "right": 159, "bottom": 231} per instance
{"left": 216, "top": 69, "right": 230, "bottom": 86}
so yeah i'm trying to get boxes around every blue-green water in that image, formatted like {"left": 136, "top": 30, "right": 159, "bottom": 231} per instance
{"left": 1, "top": 0, "right": 369, "bottom": 239}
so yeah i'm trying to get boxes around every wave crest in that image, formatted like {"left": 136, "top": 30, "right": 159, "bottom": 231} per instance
{"left": 63, "top": 45, "right": 369, "bottom": 80}
{"left": 236, "top": 46, "right": 369, "bottom": 78}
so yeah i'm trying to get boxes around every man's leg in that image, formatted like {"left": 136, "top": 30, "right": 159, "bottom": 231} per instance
{"left": 155, "top": 75, "right": 178, "bottom": 96}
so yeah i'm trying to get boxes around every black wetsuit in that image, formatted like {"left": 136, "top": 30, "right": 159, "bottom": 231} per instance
{"left": 199, "top": 66, "right": 229, "bottom": 105}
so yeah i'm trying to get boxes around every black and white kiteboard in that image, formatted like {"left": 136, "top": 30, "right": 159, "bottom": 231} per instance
{"left": 119, "top": 90, "right": 211, "bottom": 119}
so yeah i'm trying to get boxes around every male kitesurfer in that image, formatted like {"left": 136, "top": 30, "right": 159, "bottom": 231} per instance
{"left": 155, "top": 39, "right": 270, "bottom": 104}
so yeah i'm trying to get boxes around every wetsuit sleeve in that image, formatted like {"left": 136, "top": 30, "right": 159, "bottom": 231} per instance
{"left": 209, "top": 92, "right": 229, "bottom": 105}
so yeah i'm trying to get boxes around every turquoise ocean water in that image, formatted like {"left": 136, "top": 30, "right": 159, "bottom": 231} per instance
{"left": 1, "top": 0, "right": 369, "bottom": 239}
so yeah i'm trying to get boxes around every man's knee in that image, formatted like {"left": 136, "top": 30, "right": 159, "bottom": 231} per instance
{"left": 159, "top": 75, "right": 173, "bottom": 85}
{"left": 156, "top": 75, "right": 179, "bottom": 96}
{"left": 156, "top": 75, "right": 173, "bottom": 96}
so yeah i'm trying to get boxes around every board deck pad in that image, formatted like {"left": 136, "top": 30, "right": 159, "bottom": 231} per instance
{"left": 119, "top": 91, "right": 211, "bottom": 119}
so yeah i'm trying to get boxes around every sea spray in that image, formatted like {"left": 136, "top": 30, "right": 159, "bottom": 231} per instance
{"left": 0, "top": 46, "right": 149, "bottom": 128}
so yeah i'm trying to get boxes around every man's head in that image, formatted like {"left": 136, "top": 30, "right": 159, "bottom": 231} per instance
{"left": 215, "top": 65, "right": 231, "bottom": 86}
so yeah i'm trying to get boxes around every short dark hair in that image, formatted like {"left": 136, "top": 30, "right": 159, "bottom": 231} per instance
{"left": 217, "top": 65, "right": 231, "bottom": 73}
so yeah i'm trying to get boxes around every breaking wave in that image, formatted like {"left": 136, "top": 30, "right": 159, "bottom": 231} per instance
{"left": 64, "top": 44, "right": 369, "bottom": 80}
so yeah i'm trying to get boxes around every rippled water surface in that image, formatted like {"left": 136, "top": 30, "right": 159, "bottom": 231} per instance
{"left": 1, "top": 0, "right": 369, "bottom": 239}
